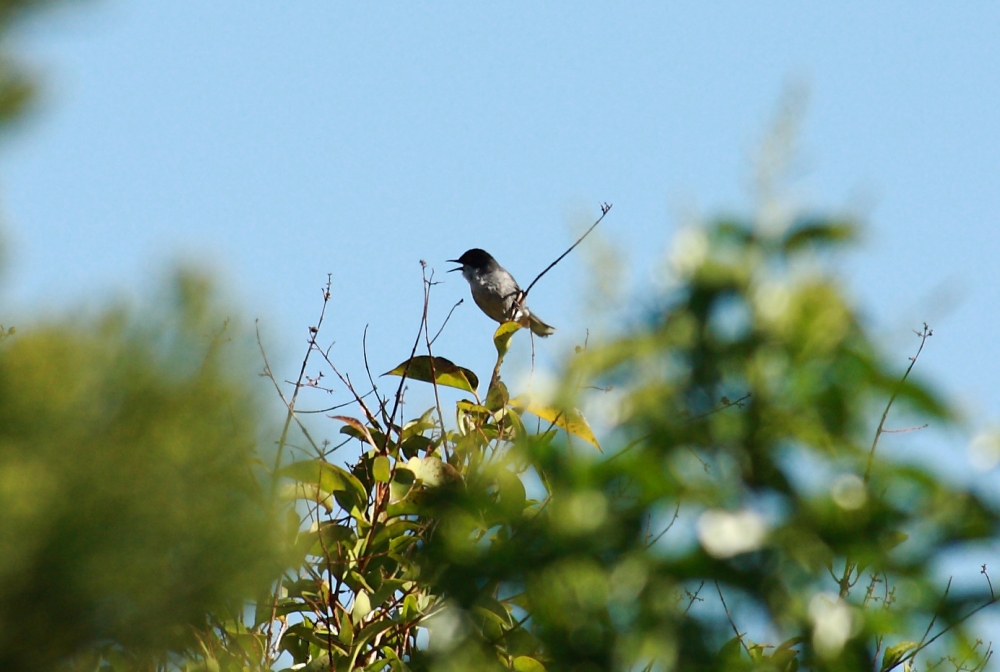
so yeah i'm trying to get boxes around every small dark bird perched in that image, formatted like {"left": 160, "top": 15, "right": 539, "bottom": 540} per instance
{"left": 448, "top": 248, "right": 556, "bottom": 337}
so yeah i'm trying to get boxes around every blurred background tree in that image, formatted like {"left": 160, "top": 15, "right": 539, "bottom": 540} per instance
{"left": 0, "top": 273, "right": 282, "bottom": 670}
{"left": 0, "top": 5, "right": 281, "bottom": 670}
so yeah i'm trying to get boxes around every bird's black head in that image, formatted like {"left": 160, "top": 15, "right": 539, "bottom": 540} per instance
{"left": 448, "top": 248, "right": 498, "bottom": 272}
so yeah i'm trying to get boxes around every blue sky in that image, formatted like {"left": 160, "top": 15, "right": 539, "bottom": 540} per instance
{"left": 5, "top": 0, "right": 1000, "bottom": 468}
{"left": 2, "top": 0, "right": 999, "bottom": 657}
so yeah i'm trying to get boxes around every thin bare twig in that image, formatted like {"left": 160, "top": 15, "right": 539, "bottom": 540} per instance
{"left": 362, "top": 325, "right": 386, "bottom": 419}
{"left": 606, "top": 394, "right": 750, "bottom": 467}
{"left": 378, "top": 263, "right": 432, "bottom": 456}
{"left": 420, "top": 264, "right": 449, "bottom": 457}
{"left": 268, "top": 281, "right": 332, "bottom": 477}
{"left": 605, "top": 433, "right": 651, "bottom": 463}
{"left": 880, "top": 424, "right": 929, "bottom": 434}
{"left": 316, "top": 350, "right": 380, "bottom": 432}
{"left": 257, "top": 276, "right": 336, "bottom": 665}
{"left": 865, "top": 323, "right": 933, "bottom": 484}
{"left": 715, "top": 581, "right": 750, "bottom": 656}
{"left": 429, "top": 299, "right": 464, "bottom": 346}
{"left": 838, "top": 324, "right": 934, "bottom": 600}
{"left": 920, "top": 577, "right": 952, "bottom": 650}
{"left": 645, "top": 502, "right": 682, "bottom": 548}
{"left": 256, "top": 325, "right": 324, "bottom": 460}
{"left": 521, "top": 202, "right": 612, "bottom": 298}
{"left": 892, "top": 582, "right": 1000, "bottom": 672}
{"left": 684, "top": 581, "right": 706, "bottom": 615}
{"left": 296, "top": 391, "right": 375, "bottom": 414}
{"left": 687, "top": 393, "right": 753, "bottom": 421}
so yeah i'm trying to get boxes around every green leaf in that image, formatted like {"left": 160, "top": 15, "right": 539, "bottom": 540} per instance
{"left": 384, "top": 355, "right": 478, "bottom": 393}
{"left": 496, "top": 469, "right": 527, "bottom": 517}
{"left": 372, "top": 521, "right": 422, "bottom": 550}
{"left": 476, "top": 594, "right": 514, "bottom": 627}
{"left": 348, "top": 570, "right": 376, "bottom": 594}
{"left": 881, "top": 641, "right": 919, "bottom": 672}
{"left": 373, "top": 455, "right": 391, "bottom": 483}
{"left": 880, "top": 530, "right": 909, "bottom": 552}
{"left": 353, "top": 618, "right": 397, "bottom": 653}
{"left": 278, "top": 459, "right": 368, "bottom": 508}
{"left": 485, "top": 376, "right": 509, "bottom": 413}
{"left": 511, "top": 394, "right": 601, "bottom": 451}
{"left": 782, "top": 218, "right": 857, "bottom": 252}
{"left": 401, "top": 593, "right": 421, "bottom": 621}
{"left": 370, "top": 579, "right": 409, "bottom": 609}
{"left": 400, "top": 434, "right": 432, "bottom": 459}
{"left": 719, "top": 636, "right": 743, "bottom": 662}
{"left": 494, "top": 321, "right": 521, "bottom": 359}
{"left": 775, "top": 637, "right": 806, "bottom": 652}
{"left": 504, "top": 406, "right": 528, "bottom": 442}
{"left": 338, "top": 612, "right": 354, "bottom": 646}
{"left": 389, "top": 467, "right": 416, "bottom": 503}
{"left": 333, "top": 415, "right": 381, "bottom": 451}
{"left": 319, "top": 523, "right": 358, "bottom": 546}
{"left": 285, "top": 507, "right": 302, "bottom": 544}
{"left": 352, "top": 590, "right": 372, "bottom": 621}
{"left": 274, "top": 599, "right": 320, "bottom": 617}
{"left": 512, "top": 655, "right": 546, "bottom": 672}
{"left": 402, "top": 408, "right": 438, "bottom": 440}
{"left": 457, "top": 399, "right": 492, "bottom": 418}
{"left": 773, "top": 635, "right": 805, "bottom": 669}
{"left": 504, "top": 626, "right": 542, "bottom": 658}
{"left": 278, "top": 482, "right": 333, "bottom": 512}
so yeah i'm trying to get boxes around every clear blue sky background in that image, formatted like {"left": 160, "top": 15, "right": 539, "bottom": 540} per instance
{"left": 1, "top": 0, "right": 999, "bottom": 652}
{"left": 5, "top": 2, "right": 998, "bottom": 445}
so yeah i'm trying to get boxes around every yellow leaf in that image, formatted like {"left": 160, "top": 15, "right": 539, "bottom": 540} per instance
{"left": 493, "top": 321, "right": 521, "bottom": 359}
{"left": 511, "top": 394, "right": 601, "bottom": 451}
{"left": 513, "top": 655, "right": 546, "bottom": 672}
{"left": 881, "top": 641, "right": 919, "bottom": 672}
{"left": 456, "top": 400, "right": 492, "bottom": 416}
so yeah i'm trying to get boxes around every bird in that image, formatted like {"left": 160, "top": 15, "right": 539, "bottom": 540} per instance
{"left": 448, "top": 248, "right": 555, "bottom": 337}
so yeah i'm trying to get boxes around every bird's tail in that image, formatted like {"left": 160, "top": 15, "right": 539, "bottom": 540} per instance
{"left": 528, "top": 312, "right": 555, "bottom": 337}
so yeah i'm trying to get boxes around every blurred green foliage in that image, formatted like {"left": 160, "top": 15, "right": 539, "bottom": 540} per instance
{"left": 6, "top": 209, "right": 993, "bottom": 672}
{"left": 0, "top": 274, "right": 281, "bottom": 670}
{"left": 0, "top": 2, "right": 276, "bottom": 669}
{"left": 0, "top": 0, "right": 64, "bottom": 128}
{"left": 256, "top": 214, "right": 998, "bottom": 672}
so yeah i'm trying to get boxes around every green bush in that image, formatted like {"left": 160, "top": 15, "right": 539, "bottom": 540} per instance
{"left": 0, "top": 274, "right": 281, "bottom": 670}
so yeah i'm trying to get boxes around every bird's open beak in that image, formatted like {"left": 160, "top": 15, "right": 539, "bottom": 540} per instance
{"left": 446, "top": 261, "right": 463, "bottom": 272}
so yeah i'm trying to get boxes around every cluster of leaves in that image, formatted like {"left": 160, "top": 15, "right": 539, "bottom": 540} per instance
{"left": 242, "top": 280, "right": 587, "bottom": 672}
{"left": 228, "top": 215, "right": 999, "bottom": 672}
{"left": 421, "top": 219, "right": 997, "bottom": 672}
{"left": 0, "top": 220, "right": 995, "bottom": 672}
